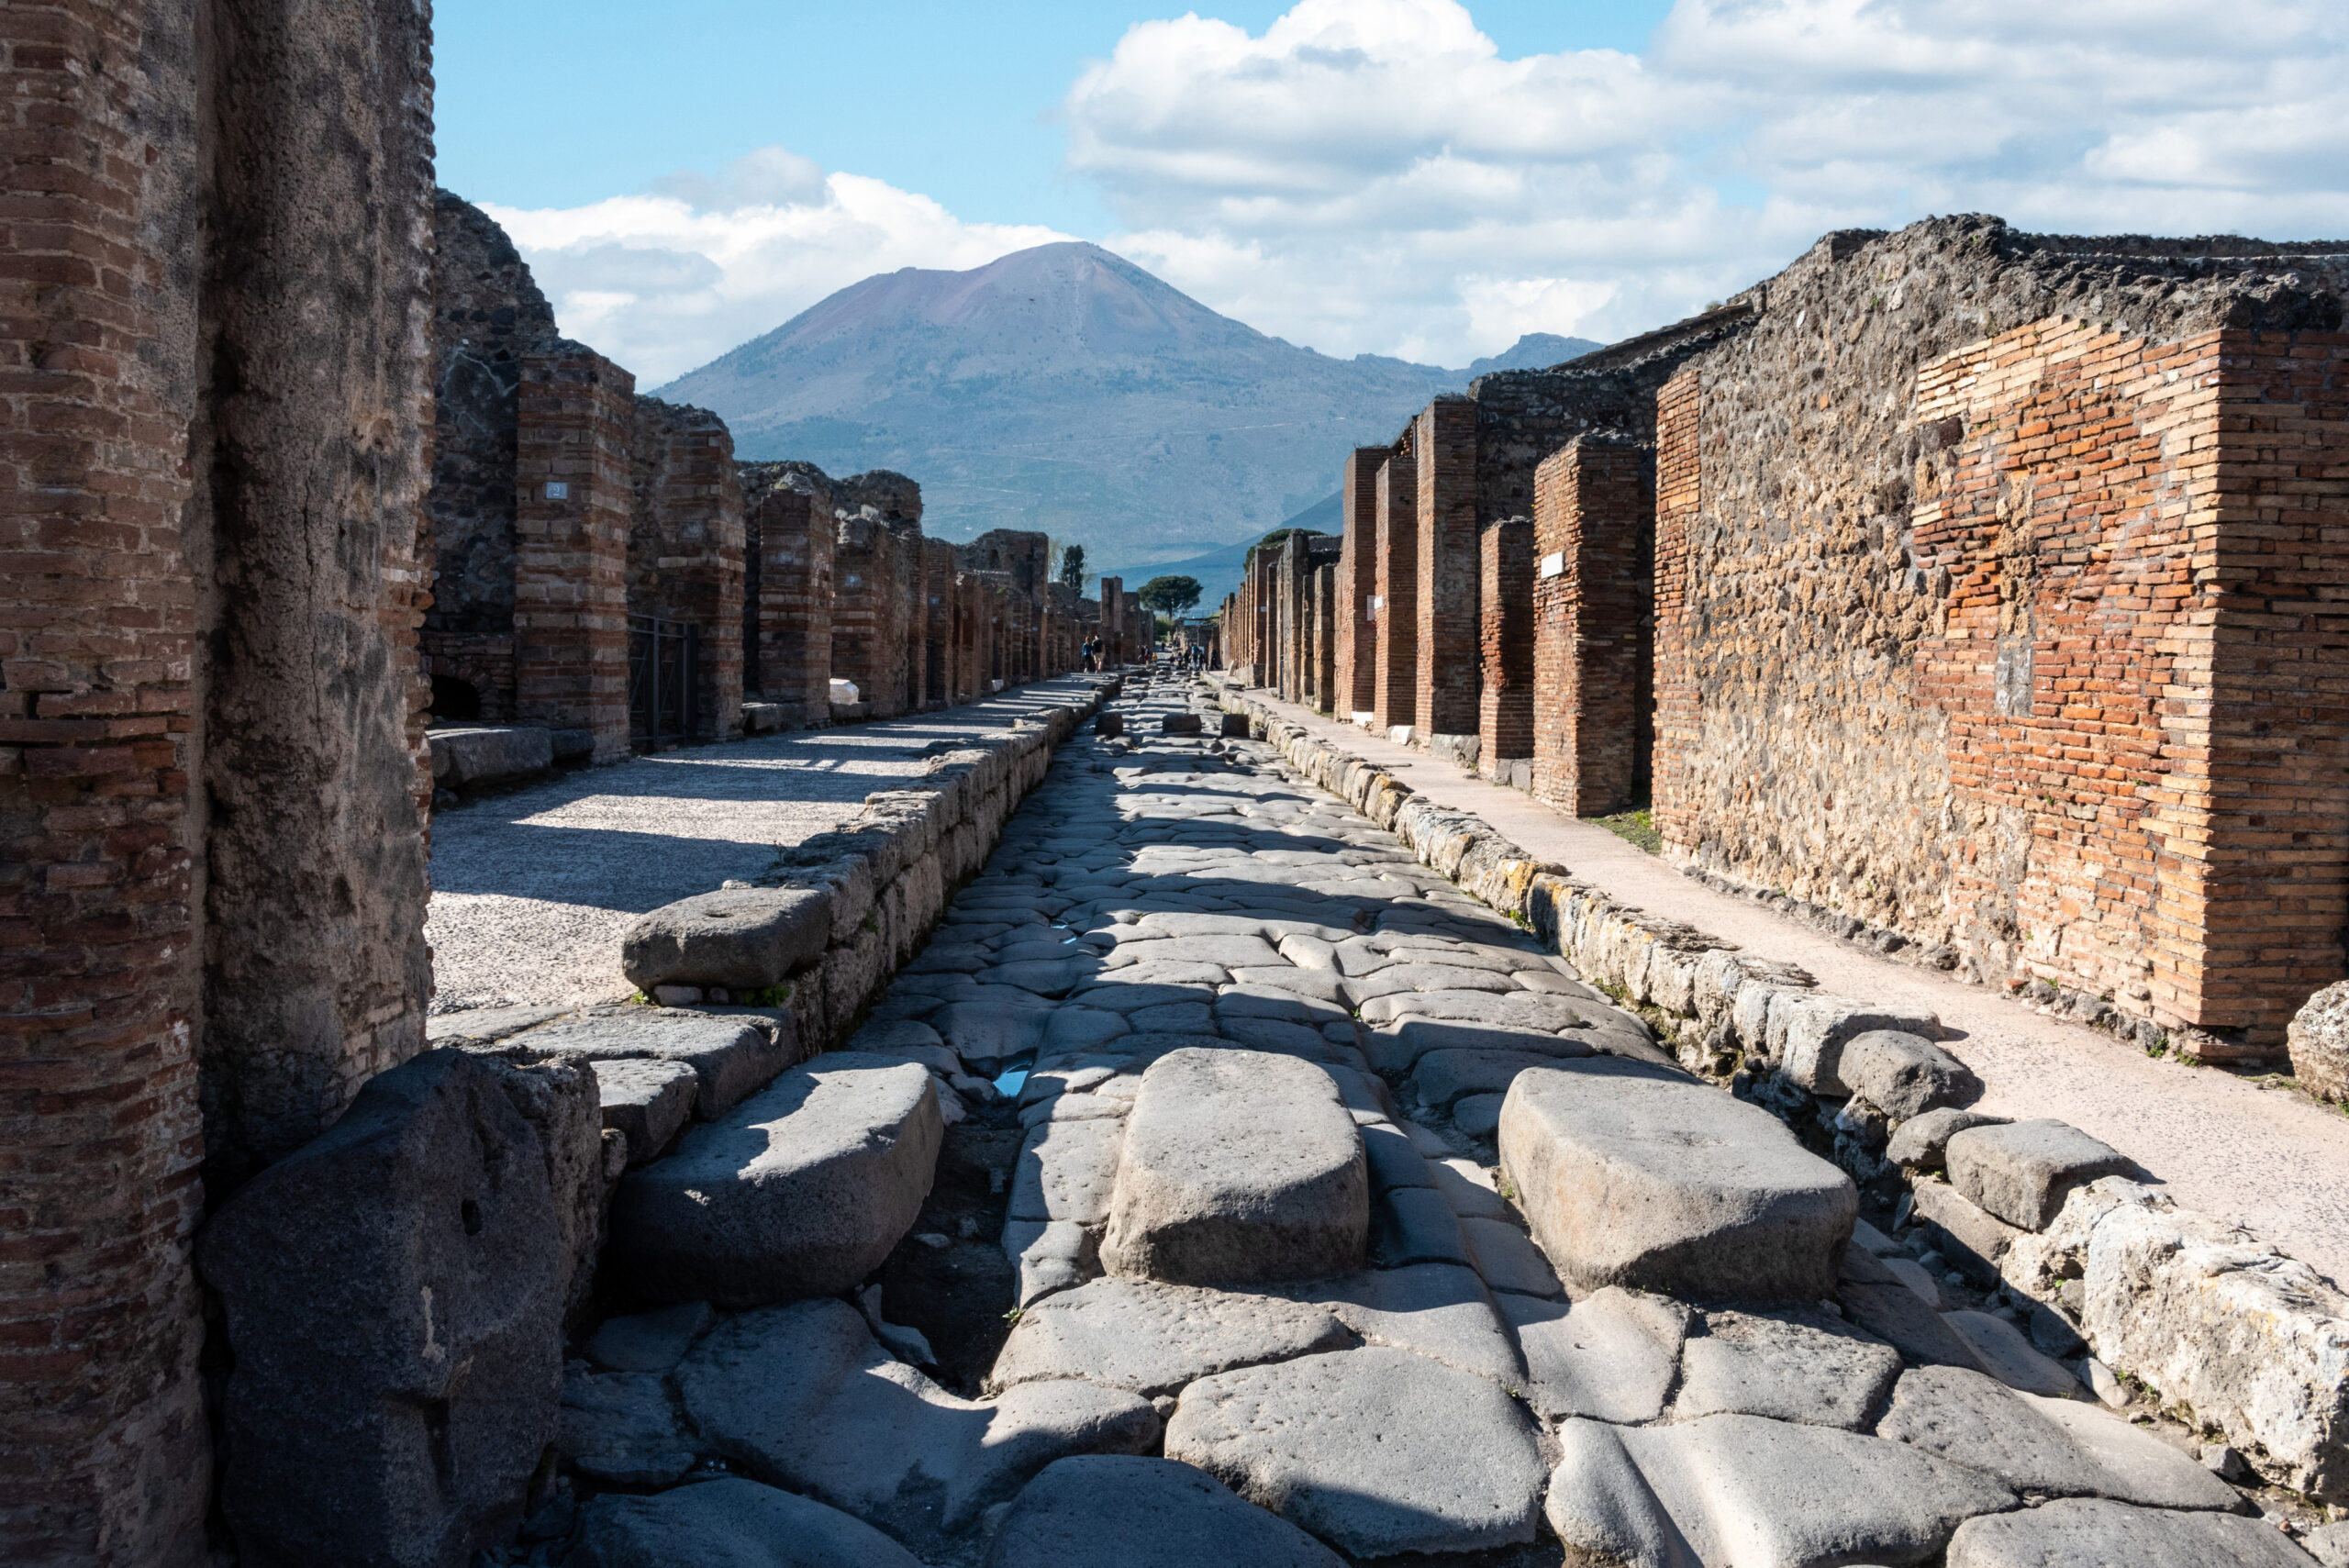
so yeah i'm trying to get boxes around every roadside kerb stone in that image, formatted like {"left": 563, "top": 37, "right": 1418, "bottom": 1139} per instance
{"left": 1946, "top": 1119, "right": 2132, "bottom": 1230}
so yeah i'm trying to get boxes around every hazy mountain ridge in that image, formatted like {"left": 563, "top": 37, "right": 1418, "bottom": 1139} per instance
{"left": 656, "top": 242, "right": 1596, "bottom": 569}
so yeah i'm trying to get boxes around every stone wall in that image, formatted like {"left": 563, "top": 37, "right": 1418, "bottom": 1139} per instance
{"left": 740, "top": 462, "right": 835, "bottom": 725}
{"left": 628, "top": 399, "right": 744, "bottom": 741}
{"left": 1337, "top": 447, "right": 1387, "bottom": 716}
{"left": 1414, "top": 398, "right": 1480, "bottom": 740}
{"left": 515, "top": 343, "right": 636, "bottom": 762}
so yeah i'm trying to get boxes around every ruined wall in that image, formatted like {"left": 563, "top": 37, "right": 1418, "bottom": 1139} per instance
{"left": 1530, "top": 437, "right": 1651, "bottom": 816}
{"left": 923, "top": 540, "right": 957, "bottom": 706}
{"left": 740, "top": 462, "right": 834, "bottom": 725}
{"left": 1372, "top": 449, "right": 1419, "bottom": 731}
{"left": 1337, "top": 447, "right": 1387, "bottom": 717}
{"left": 1651, "top": 219, "right": 2349, "bottom": 1055}
{"left": 833, "top": 517, "right": 907, "bottom": 715}
{"left": 1478, "top": 518, "right": 1535, "bottom": 779}
{"left": 628, "top": 399, "right": 743, "bottom": 741}
{"left": 1415, "top": 399, "right": 1480, "bottom": 739}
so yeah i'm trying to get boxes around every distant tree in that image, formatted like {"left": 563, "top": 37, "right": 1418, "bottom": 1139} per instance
{"left": 1137, "top": 574, "right": 1203, "bottom": 618}
{"left": 1058, "top": 543, "right": 1087, "bottom": 590}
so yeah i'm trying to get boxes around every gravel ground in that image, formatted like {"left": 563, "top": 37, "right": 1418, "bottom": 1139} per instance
{"left": 424, "top": 679, "right": 1100, "bottom": 1014}
{"left": 1249, "top": 691, "right": 2349, "bottom": 1287}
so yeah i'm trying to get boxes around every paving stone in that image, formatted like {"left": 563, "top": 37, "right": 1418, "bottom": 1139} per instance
{"left": 1004, "top": 1218, "right": 1097, "bottom": 1306}
{"left": 1284, "top": 1263, "right": 1523, "bottom": 1386}
{"left": 1041, "top": 1006, "right": 1131, "bottom": 1054}
{"left": 1165, "top": 1347, "right": 1546, "bottom": 1559}
{"left": 1010, "top": 1117, "right": 1125, "bottom": 1226}
{"left": 1127, "top": 1002, "right": 1219, "bottom": 1034}
{"left": 1943, "top": 1309, "right": 2082, "bottom": 1396}
{"left": 1947, "top": 1119, "right": 2132, "bottom": 1229}
{"left": 609, "top": 1053, "right": 942, "bottom": 1307}
{"left": 1837, "top": 1244, "right": 1988, "bottom": 1371}
{"left": 1944, "top": 1497, "right": 2309, "bottom": 1568}
{"left": 1226, "top": 966, "right": 1353, "bottom": 1006}
{"left": 1453, "top": 1092, "right": 1507, "bottom": 1139}
{"left": 1408, "top": 1048, "right": 1557, "bottom": 1109}
{"left": 1372, "top": 1184, "right": 1472, "bottom": 1267}
{"left": 1218, "top": 1016, "right": 1341, "bottom": 1057}
{"left": 1216, "top": 984, "right": 1350, "bottom": 1026}
{"left": 556, "top": 1365, "right": 696, "bottom": 1486}
{"left": 991, "top": 1277, "right": 1352, "bottom": 1396}
{"left": 1362, "top": 1017, "right": 1598, "bottom": 1073}
{"left": 1141, "top": 933, "right": 1285, "bottom": 967}
{"left": 1876, "top": 1365, "right": 2244, "bottom": 1509}
{"left": 1461, "top": 1215, "right": 1562, "bottom": 1297}
{"left": 1545, "top": 1413, "right": 2017, "bottom": 1568}
{"left": 985, "top": 1454, "right": 1346, "bottom": 1568}
{"left": 1429, "top": 1156, "right": 1512, "bottom": 1220}
{"left": 1277, "top": 933, "right": 1340, "bottom": 970}
{"left": 570, "top": 1477, "right": 925, "bottom": 1568}
{"left": 1074, "top": 976, "right": 1222, "bottom": 1011}
{"left": 583, "top": 1301, "right": 713, "bottom": 1373}
{"left": 1497, "top": 1286, "right": 1690, "bottom": 1423}
{"left": 985, "top": 958, "right": 1094, "bottom": 997}
{"left": 1674, "top": 1307, "right": 1903, "bottom": 1430}
{"left": 995, "top": 935, "right": 1097, "bottom": 964}
{"left": 681, "top": 1300, "right": 1159, "bottom": 1540}
{"left": 934, "top": 995, "right": 1058, "bottom": 1071}
{"left": 1499, "top": 1059, "right": 1857, "bottom": 1300}
{"left": 1837, "top": 1029, "right": 1984, "bottom": 1119}
{"left": 591, "top": 1058, "right": 699, "bottom": 1163}
{"left": 1102, "top": 1048, "right": 1367, "bottom": 1286}
{"left": 1911, "top": 1177, "right": 2028, "bottom": 1284}
{"left": 1359, "top": 988, "right": 1602, "bottom": 1032}
{"left": 1360, "top": 1122, "right": 1433, "bottom": 1192}
{"left": 1883, "top": 1254, "right": 1944, "bottom": 1307}
{"left": 515, "top": 1010, "right": 790, "bottom": 1120}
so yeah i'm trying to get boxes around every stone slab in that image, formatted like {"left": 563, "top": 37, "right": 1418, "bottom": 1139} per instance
{"left": 570, "top": 1477, "right": 925, "bottom": 1568}
{"left": 1010, "top": 1117, "right": 1124, "bottom": 1226}
{"left": 512, "top": 1010, "right": 788, "bottom": 1121}
{"left": 1285, "top": 1263, "right": 1523, "bottom": 1387}
{"left": 1943, "top": 1309, "right": 2081, "bottom": 1397}
{"left": 991, "top": 1277, "right": 1351, "bottom": 1396}
{"left": 1838, "top": 1029, "right": 1984, "bottom": 1119}
{"left": 986, "top": 1456, "right": 1344, "bottom": 1568}
{"left": 1498, "top": 1286, "right": 1688, "bottom": 1424}
{"left": 620, "top": 887, "right": 832, "bottom": 992}
{"left": 1674, "top": 1307, "right": 1903, "bottom": 1430}
{"left": 1947, "top": 1119, "right": 2132, "bottom": 1230}
{"left": 1945, "top": 1497, "right": 2308, "bottom": 1568}
{"left": 556, "top": 1366, "right": 696, "bottom": 1486}
{"left": 590, "top": 1058, "right": 699, "bottom": 1164}
{"left": 583, "top": 1301, "right": 713, "bottom": 1373}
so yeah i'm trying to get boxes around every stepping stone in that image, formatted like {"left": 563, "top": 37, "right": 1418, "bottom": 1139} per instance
{"left": 514, "top": 1010, "right": 789, "bottom": 1120}
{"left": 570, "top": 1477, "right": 924, "bottom": 1568}
{"left": 985, "top": 1455, "right": 1345, "bottom": 1568}
{"left": 583, "top": 1301, "right": 713, "bottom": 1373}
{"left": 1674, "top": 1307, "right": 1904, "bottom": 1429}
{"left": 1461, "top": 1215, "right": 1562, "bottom": 1297}
{"left": 1286, "top": 1263, "right": 1523, "bottom": 1386}
{"left": 1363, "top": 1017, "right": 1596, "bottom": 1073}
{"left": 1165, "top": 1347, "right": 1546, "bottom": 1559}
{"left": 680, "top": 1300, "right": 1159, "bottom": 1540}
{"left": 990, "top": 1277, "right": 1352, "bottom": 1396}
{"left": 1497, "top": 1287, "right": 1689, "bottom": 1423}
{"left": 1499, "top": 1059, "right": 1856, "bottom": 1300}
{"left": 1409, "top": 1048, "right": 1555, "bottom": 1108}
{"left": 1010, "top": 1117, "right": 1124, "bottom": 1226}
{"left": 1946, "top": 1119, "right": 2131, "bottom": 1229}
{"left": 556, "top": 1365, "right": 696, "bottom": 1486}
{"left": 1219, "top": 1015, "right": 1341, "bottom": 1057}
{"left": 1545, "top": 1414, "right": 2015, "bottom": 1568}
{"left": 1943, "top": 1496, "right": 2311, "bottom": 1568}
{"left": 609, "top": 1053, "right": 942, "bottom": 1307}
{"left": 1101, "top": 1048, "right": 1368, "bottom": 1286}
{"left": 590, "top": 1058, "right": 699, "bottom": 1164}
{"left": 1943, "top": 1309, "right": 2082, "bottom": 1396}
{"left": 1875, "top": 1366, "right": 2244, "bottom": 1509}
{"left": 1838, "top": 1029, "right": 1984, "bottom": 1118}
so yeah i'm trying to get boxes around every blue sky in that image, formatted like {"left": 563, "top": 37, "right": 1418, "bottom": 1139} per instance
{"left": 438, "top": 0, "right": 2349, "bottom": 384}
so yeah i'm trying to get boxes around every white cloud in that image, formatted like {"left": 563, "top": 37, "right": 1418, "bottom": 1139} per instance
{"left": 484, "top": 1, "right": 2349, "bottom": 381}
{"left": 483, "top": 153, "right": 1074, "bottom": 385}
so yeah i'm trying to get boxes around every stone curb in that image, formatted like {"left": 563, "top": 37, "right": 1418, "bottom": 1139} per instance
{"left": 1210, "top": 679, "right": 2349, "bottom": 1505}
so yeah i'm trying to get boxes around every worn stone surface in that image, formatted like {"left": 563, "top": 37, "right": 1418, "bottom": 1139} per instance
{"left": 430, "top": 725, "right": 554, "bottom": 787}
{"left": 1499, "top": 1059, "right": 1856, "bottom": 1299}
{"left": 1943, "top": 1310, "right": 2080, "bottom": 1397}
{"left": 591, "top": 1058, "right": 700, "bottom": 1163}
{"left": 1839, "top": 1029, "right": 1984, "bottom": 1119}
{"left": 991, "top": 1278, "right": 1352, "bottom": 1396}
{"left": 2290, "top": 982, "right": 2349, "bottom": 1104}
{"left": 1911, "top": 1178, "right": 2029, "bottom": 1284}
{"left": 1287, "top": 1264, "right": 1524, "bottom": 1387}
{"left": 621, "top": 888, "right": 833, "bottom": 992}
{"left": 1944, "top": 1497, "right": 2310, "bottom": 1568}
{"left": 1887, "top": 1107, "right": 2008, "bottom": 1170}
{"left": 584, "top": 1302, "right": 713, "bottom": 1373}
{"left": 1675, "top": 1307, "right": 1904, "bottom": 1429}
{"left": 1165, "top": 1347, "right": 1546, "bottom": 1558}
{"left": 1947, "top": 1118, "right": 2132, "bottom": 1230}
{"left": 1102, "top": 1048, "right": 1368, "bottom": 1286}
{"left": 1498, "top": 1286, "right": 1689, "bottom": 1423}
{"left": 1010, "top": 1116, "right": 1125, "bottom": 1226}
{"left": 569, "top": 1477, "right": 926, "bottom": 1568}
{"left": 610, "top": 1054, "right": 942, "bottom": 1307}
{"left": 556, "top": 1366, "right": 696, "bottom": 1486}
{"left": 985, "top": 1455, "right": 1346, "bottom": 1568}
{"left": 510, "top": 1010, "right": 790, "bottom": 1121}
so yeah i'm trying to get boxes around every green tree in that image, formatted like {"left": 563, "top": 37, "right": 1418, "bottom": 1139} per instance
{"left": 1058, "top": 542, "right": 1087, "bottom": 590}
{"left": 1137, "top": 573, "right": 1203, "bottom": 618}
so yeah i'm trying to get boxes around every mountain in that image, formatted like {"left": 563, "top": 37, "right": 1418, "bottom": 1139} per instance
{"left": 656, "top": 241, "right": 1597, "bottom": 569}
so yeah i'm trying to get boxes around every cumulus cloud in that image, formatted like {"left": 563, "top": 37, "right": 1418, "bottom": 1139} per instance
{"left": 483, "top": 156, "right": 1074, "bottom": 385}
{"left": 1070, "top": 0, "right": 2349, "bottom": 361}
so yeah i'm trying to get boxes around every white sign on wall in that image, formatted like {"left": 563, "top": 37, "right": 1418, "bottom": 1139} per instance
{"left": 543, "top": 481, "right": 569, "bottom": 500}
{"left": 1539, "top": 551, "right": 1566, "bottom": 579}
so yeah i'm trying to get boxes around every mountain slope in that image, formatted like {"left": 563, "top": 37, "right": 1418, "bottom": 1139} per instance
{"left": 657, "top": 242, "right": 1596, "bottom": 567}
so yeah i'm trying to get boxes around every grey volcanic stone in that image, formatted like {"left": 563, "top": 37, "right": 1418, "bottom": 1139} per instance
{"left": 591, "top": 1058, "right": 698, "bottom": 1163}
{"left": 1943, "top": 1310, "right": 2081, "bottom": 1396}
{"left": 1102, "top": 1048, "right": 1367, "bottom": 1286}
{"left": 1461, "top": 1215, "right": 1562, "bottom": 1297}
{"left": 570, "top": 1478, "right": 924, "bottom": 1568}
{"left": 1453, "top": 1092, "right": 1506, "bottom": 1138}
{"left": 1886, "top": 1107, "right": 2008, "bottom": 1169}
{"left": 512, "top": 1009, "right": 789, "bottom": 1120}
{"left": 1674, "top": 1307, "right": 1903, "bottom": 1430}
{"left": 992, "top": 1277, "right": 1352, "bottom": 1396}
{"left": 1360, "top": 1121, "right": 1433, "bottom": 1191}
{"left": 1497, "top": 1287, "right": 1689, "bottom": 1423}
{"left": 1286, "top": 1263, "right": 1523, "bottom": 1386}
{"left": 1162, "top": 713, "right": 1204, "bottom": 734}
{"left": 584, "top": 1301, "right": 712, "bottom": 1373}
{"left": 620, "top": 887, "right": 831, "bottom": 991}
{"left": 556, "top": 1366, "right": 696, "bottom": 1486}
{"left": 1839, "top": 1029, "right": 1984, "bottom": 1118}
{"left": 2290, "top": 980, "right": 2349, "bottom": 1104}
{"left": 1409, "top": 1048, "right": 1555, "bottom": 1108}
{"left": 1498, "top": 1060, "right": 1856, "bottom": 1300}
{"left": 1004, "top": 1218, "right": 1097, "bottom": 1307}
{"left": 1428, "top": 1156, "right": 1511, "bottom": 1220}
{"left": 1165, "top": 1347, "right": 1546, "bottom": 1558}
{"left": 1838, "top": 1244, "right": 1987, "bottom": 1371}
{"left": 1876, "top": 1365, "right": 2244, "bottom": 1509}
{"left": 1371, "top": 1185, "right": 1472, "bottom": 1267}
{"left": 680, "top": 1300, "right": 1159, "bottom": 1539}
{"left": 1946, "top": 1119, "right": 2131, "bottom": 1229}
{"left": 430, "top": 724, "right": 553, "bottom": 786}
{"left": 1910, "top": 1178, "right": 2028, "bottom": 1285}
{"left": 936, "top": 994, "right": 1058, "bottom": 1071}
{"left": 1545, "top": 1414, "right": 2015, "bottom": 1568}
{"left": 610, "top": 1054, "right": 942, "bottom": 1307}
{"left": 986, "top": 1455, "right": 1345, "bottom": 1568}
{"left": 1010, "top": 1116, "right": 1124, "bottom": 1226}
{"left": 1946, "top": 1497, "right": 2310, "bottom": 1568}
{"left": 198, "top": 1051, "right": 562, "bottom": 1568}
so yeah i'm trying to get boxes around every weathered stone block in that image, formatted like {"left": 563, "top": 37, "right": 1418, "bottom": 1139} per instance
{"left": 2290, "top": 980, "right": 2349, "bottom": 1104}
{"left": 429, "top": 724, "right": 554, "bottom": 787}
{"left": 620, "top": 888, "right": 832, "bottom": 992}
{"left": 1947, "top": 1119, "right": 2130, "bottom": 1230}
{"left": 1839, "top": 1029, "right": 1982, "bottom": 1118}
{"left": 1910, "top": 1178, "right": 2027, "bottom": 1284}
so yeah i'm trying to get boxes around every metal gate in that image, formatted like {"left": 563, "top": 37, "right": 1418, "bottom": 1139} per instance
{"left": 629, "top": 615, "right": 699, "bottom": 749}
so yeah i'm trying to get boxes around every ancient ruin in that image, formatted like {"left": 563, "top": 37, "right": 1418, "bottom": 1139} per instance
{"left": 6, "top": 6, "right": 2349, "bottom": 1567}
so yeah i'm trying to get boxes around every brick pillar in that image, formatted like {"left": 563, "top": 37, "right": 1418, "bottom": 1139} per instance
{"left": 632, "top": 405, "right": 743, "bottom": 740}
{"left": 1339, "top": 446, "right": 1388, "bottom": 717}
{"left": 1313, "top": 562, "right": 1339, "bottom": 711}
{"left": 751, "top": 486, "right": 833, "bottom": 726}
{"left": 1530, "top": 436, "right": 1652, "bottom": 816}
{"left": 832, "top": 517, "right": 906, "bottom": 714}
{"left": 1416, "top": 396, "right": 1479, "bottom": 740}
{"left": 1479, "top": 517, "right": 1535, "bottom": 780}
{"left": 1647, "top": 369, "right": 1703, "bottom": 845}
{"left": 516, "top": 348, "right": 636, "bottom": 761}
{"left": 885, "top": 518, "right": 923, "bottom": 712}
{"left": 922, "top": 539, "right": 954, "bottom": 706}
{"left": 1372, "top": 452, "right": 1419, "bottom": 732}
{"left": 1097, "top": 576, "right": 1121, "bottom": 668}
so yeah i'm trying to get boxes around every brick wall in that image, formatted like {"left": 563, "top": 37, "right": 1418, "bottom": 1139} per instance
{"left": 832, "top": 517, "right": 905, "bottom": 715}
{"left": 1530, "top": 437, "right": 1651, "bottom": 816}
{"left": 629, "top": 401, "right": 743, "bottom": 740}
{"left": 1338, "top": 446, "right": 1388, "bottom": 716}
{"left": 1312, "top": 562, "right": 1339, "bottom": 712}
{"left": 741, "top": 473, "right": 834, "bottom": 725}
{"left": 1478, "top": 518, "right": 1535, "bottom": 770}
{"left": 1372, "top": 450, "right": 1419, "bottom": 731}
{"left": 1415, "top": 398, "right": 1481, "bottom": 739}
{"left": 1651, "top": 366, "right": 1702, "bottom": 856}
{"left": 922, "top": 540, "right": 956, "bottom": 706}
{"left": 515, "top": 347, "right": 635, "bottom": 762}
